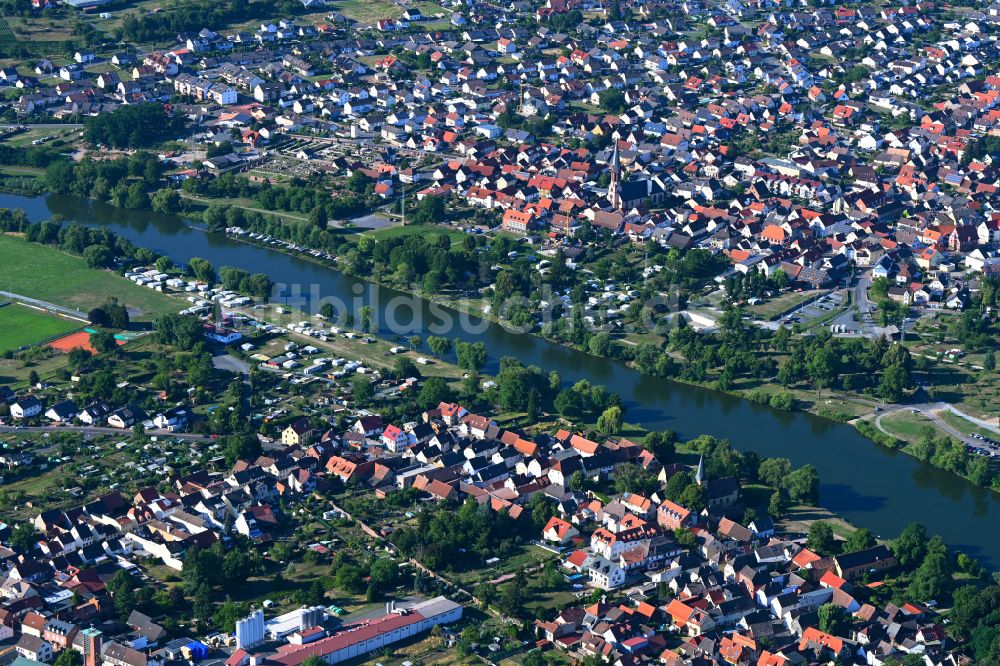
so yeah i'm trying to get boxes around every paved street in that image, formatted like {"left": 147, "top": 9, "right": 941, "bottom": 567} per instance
{"left": 873, "top": 402, "right": 1000, "bottom": 455}
{"left": 0, "top": 424, "right": 213, "bottom": 441}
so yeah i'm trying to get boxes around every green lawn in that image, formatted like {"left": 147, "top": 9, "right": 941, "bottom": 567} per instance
{"left": 1, "top": 126, "right": 81, "bottom": 148}
{"left": 880, "top": 410, "right": 936, "bottom": 444}
{"left": 938, "top": 410, "right": 1000, "bottom": 439}
{"left": 0, "top": 234, "right": 180, "bottom": 321}
{"left": 363, "top": 224, "right": 469, "bottom": 246}
{"left": 0, "top": 302, "right": 81, "bottom": 354}
{"left": 335, "top": 0, "right": 404, "bottom": 24}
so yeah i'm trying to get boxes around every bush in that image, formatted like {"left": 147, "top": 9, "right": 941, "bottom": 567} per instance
{"left": 814, "top": 408, "right": 853, "bottom": 423}
{"left": 769, "top": 392, "right": 794, "bottom": 411}
{"left": 855, "top": 419, "right": 903, "bottom": 449}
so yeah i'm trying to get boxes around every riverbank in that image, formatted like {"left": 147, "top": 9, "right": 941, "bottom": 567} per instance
{"left": 5, "top": 190, "right": 1000, "bottom": 568}
{"left": 2, "top": 181, "right": 990, "bottom": 493}
{"left": 0, "top": 219, "right": 877, "bottom": 549}
{"left": 216, "top": 224, "right": 1000, "bottom": 496}
{"left": 0, "top": 177, "right": 964, "bottom": 428}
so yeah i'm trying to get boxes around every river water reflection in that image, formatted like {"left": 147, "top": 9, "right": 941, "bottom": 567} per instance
{"left": 5, "top": 192, "right": 999, "bottom": 567}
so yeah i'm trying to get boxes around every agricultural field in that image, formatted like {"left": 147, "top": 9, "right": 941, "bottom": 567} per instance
{"left": 0, "top": 234, "right": 181, "bottom": 320}
{"left": 0, "top": 302, "right": 81, "bottom": 354}
{"left": 4, "top": 15, "right": 74, "bottom": 46}
{"left": 333, "top": 0, "right": 405, "bottom": 25}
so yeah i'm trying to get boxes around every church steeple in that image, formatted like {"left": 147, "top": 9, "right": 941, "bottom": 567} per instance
{"left": 607, "top": 142, "right": 621, "bottom": 211}
{"left": 695, "top": 454, "right": 705, "bottom": 486}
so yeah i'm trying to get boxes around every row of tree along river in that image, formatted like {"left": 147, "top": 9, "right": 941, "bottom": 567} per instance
{"left": 5, "top": 191, "right": 1000, "bottom": 568}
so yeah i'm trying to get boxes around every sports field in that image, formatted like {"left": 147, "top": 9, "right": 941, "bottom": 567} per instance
{"left": 0, "top": 302, "right": 81, "bottom": 354}
{"left": 0, "top": 234, "right": 179, "bottom": 320}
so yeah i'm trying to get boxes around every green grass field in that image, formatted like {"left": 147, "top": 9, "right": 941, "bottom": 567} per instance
{"left": 938, "top": 410, "right": 1000, "bottom": 439}
{"left": 0, "top": 234, "right": 180, "bottom": 321}
{"left": 0, "top": 302, "right": 81, "bottom": 354}
{"left": 1, "top": 126, "right": 81, "bottom": 148}
{"left": 880, "top": 410, "right": 936, "bottom": 444}
{"left": 333, "top": 0, "right": 404, "bottom": 24}
{"left": 363, "top": 224, "right": 469, "bottom": 246}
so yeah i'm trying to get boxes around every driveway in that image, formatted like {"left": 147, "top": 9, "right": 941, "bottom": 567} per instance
{"left": 213, "top": 353, "right": 250, "bottom": 375}
{"left": 348, "top": 213, "right": 395, "bottom": 230}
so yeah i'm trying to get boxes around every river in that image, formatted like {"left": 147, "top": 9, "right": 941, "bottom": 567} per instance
{"left": 5, "top": 192, "right": 1000, "bottom": 568}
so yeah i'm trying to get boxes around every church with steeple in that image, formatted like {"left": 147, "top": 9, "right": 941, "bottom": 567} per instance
{"left": 607, "top": 142, "right": 622, "bottom": 211}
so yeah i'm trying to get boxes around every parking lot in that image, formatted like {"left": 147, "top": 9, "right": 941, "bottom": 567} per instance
{"left": 779, "top": 291, "right": 848, "bottom": 330}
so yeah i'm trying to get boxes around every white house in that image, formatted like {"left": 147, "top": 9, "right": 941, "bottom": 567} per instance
{"left": 588, "top": 557, "right": 626, "bottom": 590}
{"left": 10, "top": 396, "right": 42, "bottom": 419}
{"left": 44, "top": 400, "right": 77, "bottom": 423}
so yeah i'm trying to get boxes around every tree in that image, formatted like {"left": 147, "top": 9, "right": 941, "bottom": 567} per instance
{"left": 369, "top": 558, "right": 399, "bottom": 591}
{"left": 598, "top": 88, "right": 626, "bottom": 113}
{"left": 785, "top": 464, "right": 820, "bottom": 504}
{"left": 842, "top": 527, "right": 876, "bottom": 553}
{"left": 90, "top": 297, "right": 130, "bottom": 329}
{"left": 613, "top": 463, "right": 657, "bottom": 495}
{"left": 410, "top": 195, "right": 445, "bottom": 224}
{"left": 427, "top": 336, "right": 452, "bottom": 358}
{"left": 83, "top": 244, "right": 114, "bottom": 268}
{"left": 334, "top": 563, "right": 366, "bottom": 594}
{"left": 151, "top": 188, "right": 180, "bottom": 214}
{"left": 568, "top": 470, "right": 587, "bottom": 491}
{"left": 352, "top": 376, "right": 375, "bottom": 403}
{"left": 818, "top": 603, "right": 848, "bottom": 636}
{"left": 678, "top": 483, "right": 708, "bottom": 513}
{"left": 393, "top": 356, "right": 419, "bottom": 380}
{"left": 193, "top": 584, "right": 213, "bottom": 620}
{"left": 768, "top": 489, "right": 789, "bottom": 518}
{"left": 643, "top": 430, "right": 676, "bottom": 463}
{"left": 360, "top": 305, "right": 374, "bottom": 333}
{"left": 84, "top": 103, "right": 186, "bottom": 149}
{"left": 892, "top": 523, "right": 927, "bottom": 570}
{"left": 125, "top": 182, "right": 150, "bottom": 210}
{"left": 878, "top": 363, "right": 911, "bottom": 402}
{"left": 9, "top": 523, "right": 37, "bottom": 552}
{"left": 55, "top": 649, "right": 82, "bottom": 666}
{"left": 497, "top": 573, "right": 526, "bottom": 616}
{"left": 526, "top": 388, "right": 540, "bottom": 421}
{"left": 90, "top": 329, "right": 118, "bottom": 354}
{"left": 224, "top": 434, "right": 262, "bottom": 465}
{"left": 418, "top": 376, "right": 452, "bottom": 410}
{"left": 772, "top": 324, "right": 791, "bottom": 352}
{"left": 455, "top": 340, "right": 487, "bottom": 372}
{"left": 909, "top": 539, "right": 951, "bottom": 601}
{"left": 588, "top": 332, "right": 612, "bottom": 357}
{"left": 45, "top": 160, "right": 75, "bottom": 194}
{"left": 673, "top": 527, "right": 697, "bottom": 548}
{"left": 807, "top": 521, "right": 835, "bottom": 555}
{"left": 188, "top": 257, "right": 216, "bottom": 284}
{"left": 758, "top": 458, "right": 792, "bottom": 488}
{"left": 596, "top": 405, "right": 623, "bottom": 434}
{"left": 806, "top": 346, "right": 836, "bottom": 396}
